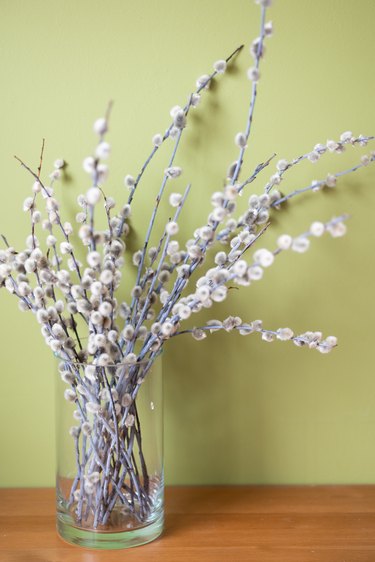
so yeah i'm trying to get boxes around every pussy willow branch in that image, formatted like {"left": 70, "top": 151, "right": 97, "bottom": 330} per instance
{"left": 89, "top": 101, "right": 113, "bottom": 253}
{"left": 265, "top": 135, "right": 375, "bottom": 194}
{"left": 216, "top": 139, "right": 375, "bottom": 244}
{"left": 117, "top": 43, "right": 244, "bottom": 222}
{"left": 31, "top": 138, "right": 45, "bottom": 253}
{"left": 171, "top": 324, "right": 337, "bottom": 351}
{"left": 132, "top": 183, "right": 192, "bottom": 343}
{"left": 151, "top": 154, "right": 275, "bottom": 330}
{"left": 13, "top": 157, "right": 101, "bottom": 350}
{"left": 64, "top": 361, "right": 153, "bottom": 524}
{"left": 143, "top": 13, "right": 268, "bottom": 328}
{"left": 231, "top": 5, "right": 266, "bottom": 184}
{"left": 149, "top": 155, "right": 275, "bottom": 305}
{"left": 137, "top": 214, "right": 348, "bottom": 364}
{"left": 271, "top": 155, "right": 375, "bottom": 208}
{"left": 14, "top": 156, "right": 84, "bottom": 282}
{"left": 72, "top": 386, "right": 149, "bottom": 523}
{"left": 127, "top": 128, "right": 185, "bottom": 328}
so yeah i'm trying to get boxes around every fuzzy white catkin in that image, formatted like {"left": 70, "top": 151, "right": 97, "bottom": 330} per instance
{"left": 169, "top": 126, "right": 179, "bottom": 139}
{"left": 277, "top": 327, "right": 294, "bottom": 341}
{"left": 262, "top": 331, "right": 275, "bottom": 342}
{"left": 77, "top": 194, "right": 87, "bottom": 208}
{"left": 212, "top": 207, "right": 226, "bottom": 222}
{"left": 106, "top": 197, "right": 116, "bottom": 210}
{"left": 100, "top": 270, "right": 113, "bottom": 285}
{"left": 326, "top": 174, "right": 337, "bottom": 188}
{"left": 276, "top": 159, "right": 288, "bottom": 172}
{"left": 247, "top": 67, "right": 260, "bottom": 81}
{"left": 235, "top": 132, "right": 247, "bottom": 148}
{"left": 264, "top": 21, "right": 273, "bottom": 36}
{"left": 340, "top": 131, "right": 353, "bottom": 142}
{"left": 83, "top": 156, "right": 95, "bottom": 173}
{"left": 60, "top": 242, "right": 72, "bottom": 255}
{"left": 310, "top": 221, "right": 325, "bottom": 237}
{"left": 170, "top": 105, "right": 182, "bottom": 117}
{"left": 314, "top": 143, "right": 326, "bottom": 154}
{"left": 179, "top": 305, "right": 191, "bottom": 320}
{"left": 124, "top": 175, "right": 135, "bottom": 188}
{"left": 213, "top": 59, "right": 227, "bottom": 73}
{"left": 152, "top": 133, "right": 163, "bottom": 147}
{"left": 166, "top": 222, "right": 179, "bottom": 235}
{"left": 327, "top": 140, "right": 339, "bottom": 152}
{"left": 63, "top": 221, "right": 73, "bottom": 235}
{"left": 122, "top": 325, "right": 134, "bottom": 340}
{"left": 125, "top": 414, "right": 135, "bottom": 428}
{"left": 54, "top": 158, "right": 65, "bottom": 169}
{"left": 326, "top": 336, "right": 338, "bottom": 347}
{"left": 88, "top": 472, "right": 100, "bottom": 484}
{"left": 195, "top": 285, "right": 210, "bottom": 302}
{"left": 173, "top": 109, "right": 186, "bottom": 129}
{"left": 232, "top": 260, "right": 247, "bottom": 276}
{"left": 46, "top": 234, "right": 57, "bottom": 248}
{"left": 18, "top": 282, "right": 31, "bottom": 296}
{"left": 96, "top": 164, "right": 109, "bottom": 183}
{"left": 64, "top": 389, "right": 76, "bottom": 402}
{"left": 98, "top": 353, "right": 110, "bottom": 366}
{"left": 192, "top": 328, "right": 207, "bottom": 341}
{"left": 165, "top": 166, "right": 182, "bottom": 179}
{"left": 86, "top": 402, "right": 101, "bottom": 414}
{"left": 87, "top": 251, "right": 101, "bottom": 267}
{"left": 18, "top": 301, "right": 29, "bottom": 312}
{"left": 23, "top": 197, "right": 34, "bottom": 212}
{"left": 98, "top": 302, "right": 112, "bottom": 317}
{"left": 124, "top": 353, "right": 137, "bottom": 364}
{"left": 69, "top": 426, "right": 79, "bottom": 438}
{"left": 90, "top": 311, "right": 103, "bottom": 325}
{"left": 132, "top": 250, "right": 142, "bottom": 266}
{"left": 90, "top": 281, "right": 102, "bottom": 296}
{"left": 50, "top": 169, "right": 61, "bottom": 180}
{"left": 248, "top": 265, "right": 263, "bottom": 281}
{"left": 46, "top": 198, "right": 59, "bottom": 212}
{"left": 86, "top": 187, "right": 101, "bottom": 205}
{"left": 196, "top": 74, "right": 211, "bottom": 89}
{"left": 253, "top": 249, "right": 274, "bottom": 267}
{"left": 121, "top": 393, "right": 132, "bottom": 407}
{"left": 95, "top": 141, "right": 111, "bottom": 160}
{"left": 169, "top": 193, "right": 182, "bottom": 207}
{"left": 191, "top": 93, "right": 201, "bottom": 107}
{"left": 211, "top": 286, "right": 227, "bottom": 302}
{"left": 225, "top": 185, "right": 238, "bottom": 201}
{"left": 84, "top": 365, "right": 96, "bottom": 382}
{"left": 93, "top": 118, "right": 107, "bottom": 136}
{"left": 328, "top": 222, "right": 347, "bottom": 238}
{"left": 292, "top": 237, "right": 310, "bottom": 253}
{"left": 161, "top": 322, "right": 174, "bottom": 336}
{"left": 308, "top": 151, "right": 320, "bottom": 163}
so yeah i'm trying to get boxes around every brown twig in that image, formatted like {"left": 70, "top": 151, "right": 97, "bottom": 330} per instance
{"left": 37, "top": 138, "right": 45, "bottom": 179}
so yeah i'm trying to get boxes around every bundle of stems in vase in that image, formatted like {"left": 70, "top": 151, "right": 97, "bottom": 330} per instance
{"left": 0, "top": 0, "right": 373, "bottom": 528}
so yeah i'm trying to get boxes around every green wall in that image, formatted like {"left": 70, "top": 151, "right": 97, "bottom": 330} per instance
{"left": 0, "top": 0, "right": 375, "bottom": 487}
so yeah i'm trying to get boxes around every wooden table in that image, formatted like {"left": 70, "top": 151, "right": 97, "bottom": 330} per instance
{"left": 1, "top": 486, "right": 375, "bottom": 561}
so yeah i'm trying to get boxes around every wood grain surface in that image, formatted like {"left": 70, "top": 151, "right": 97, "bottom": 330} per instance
{"left": 1, "top": 486, "right": 375, "bottom": 562}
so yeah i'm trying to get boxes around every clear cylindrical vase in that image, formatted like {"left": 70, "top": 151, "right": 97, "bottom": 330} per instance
{"left": 55, "top": 354, "right": 163, "bottom": 549}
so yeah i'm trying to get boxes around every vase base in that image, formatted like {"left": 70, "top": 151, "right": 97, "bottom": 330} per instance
{"left": 57, "top": 511, "right": 164, "bottom": 549}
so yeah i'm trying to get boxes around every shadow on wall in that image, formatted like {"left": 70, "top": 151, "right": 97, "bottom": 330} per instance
{"left": 163, "top": 302, "right": 283, "bottom": 485}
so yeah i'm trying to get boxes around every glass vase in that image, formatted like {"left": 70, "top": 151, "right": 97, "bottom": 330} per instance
{"left": 55, "top": 353, "right": 163, "bottom": 549}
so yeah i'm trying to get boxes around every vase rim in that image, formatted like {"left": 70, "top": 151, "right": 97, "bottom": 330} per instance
{"left": 55, "top": 349, "right": 162, "bottom": 369}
